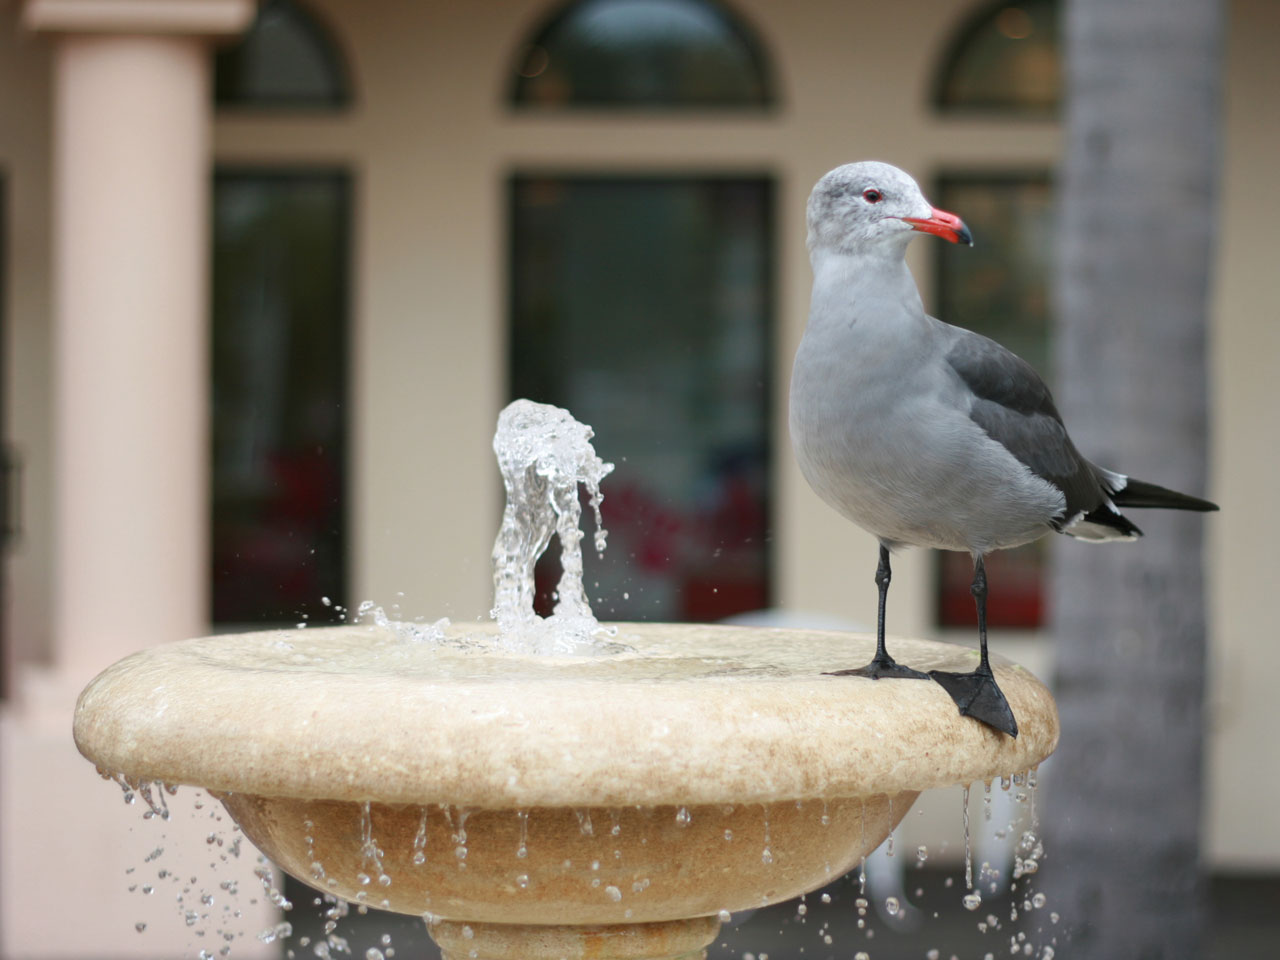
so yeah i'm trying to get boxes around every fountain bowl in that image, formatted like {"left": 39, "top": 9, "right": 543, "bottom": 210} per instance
{"left": 74, "top": 620, "right": 1058, "bottom": 959}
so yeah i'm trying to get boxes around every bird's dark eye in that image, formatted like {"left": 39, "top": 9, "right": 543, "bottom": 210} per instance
{"left": 863, "top": 188, "right": 883, "bottom": 204}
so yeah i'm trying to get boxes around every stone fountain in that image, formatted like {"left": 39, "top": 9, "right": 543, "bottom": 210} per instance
{"left": 73, "top": 401, "right": 1058, "bottom": 960}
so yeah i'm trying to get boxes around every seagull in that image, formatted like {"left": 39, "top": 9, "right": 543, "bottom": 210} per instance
{"left": 789, "top": 161, "right": 1218, "bottom": 737}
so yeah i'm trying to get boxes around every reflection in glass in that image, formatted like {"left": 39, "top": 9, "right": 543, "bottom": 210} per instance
{"left": 510, "top": 176, "right": 772, "bottom": 622}
{"left": 212, "top": 172, "right": 349, "bottom": 624}
{"left": 215, "top": 0, "right": 349, "bottom": 108}
{"left": 934, "top": 174, "right": 1054, "bottom": 630}
{"left": 934, "top": 0, "right": 1059, "bottom": 114}
{"left": 512, "top": 0, "right": 772, "bottom": 108}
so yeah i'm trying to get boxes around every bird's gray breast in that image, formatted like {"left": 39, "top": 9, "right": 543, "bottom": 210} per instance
{"left": 790, "top": 316, "right": 1064, "bottom": 553}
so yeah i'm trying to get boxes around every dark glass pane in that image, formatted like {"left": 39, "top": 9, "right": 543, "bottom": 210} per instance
{"left": 510, "top": 176, "right": 772, "bottom": 622}
{"left": 934, "top": 174, "right": 1053, "bottom": 630}
{"left": 935, "top": 0, "right": 1059, "bottom": 114}
{"left": 212, "top": 172, "right": 349, "bottom": 624}
{"left": 513, "top": 0, "right": 771, "bottom": 108}
{"left": 215, "top": 0, "right": 349, "bottom": 108}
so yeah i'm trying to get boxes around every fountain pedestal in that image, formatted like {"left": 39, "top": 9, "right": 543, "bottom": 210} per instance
{"left": 428, "top": 917, "right": 721, "bottom": 960}
{"left": 74, "top": 621, "right": 1057, "bottom": 958}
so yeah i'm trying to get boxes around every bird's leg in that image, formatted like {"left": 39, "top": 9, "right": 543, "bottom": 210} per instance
{"left": 825, "top": 544, "right": 929, "bottom": 680}
{"left": 930, "top": 555, "right": 1019, "bottom": 737}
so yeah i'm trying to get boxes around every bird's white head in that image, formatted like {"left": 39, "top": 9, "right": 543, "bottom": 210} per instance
{"left": 806, "top": 161, "right": 973, "bottom": 256}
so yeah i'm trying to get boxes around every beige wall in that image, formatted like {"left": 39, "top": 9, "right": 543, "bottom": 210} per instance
{"left": 3, "top": 0, "right": 1275, "bottom": 870}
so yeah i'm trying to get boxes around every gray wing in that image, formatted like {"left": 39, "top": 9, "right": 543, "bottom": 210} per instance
{"left": 943, "top": 328, "right": 1117, "bottom": 532}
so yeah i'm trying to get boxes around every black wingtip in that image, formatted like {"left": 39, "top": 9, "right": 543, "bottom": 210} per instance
{"left": 1114, "top": 478, "right": 1219, "bottom": 513}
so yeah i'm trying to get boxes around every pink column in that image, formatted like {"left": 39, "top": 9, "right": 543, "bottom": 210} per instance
{"left": 27, "top": 0, "right": 255, "bottom": 680}
{"left": 51, "top": 33, "right": 211, "bottom": 677}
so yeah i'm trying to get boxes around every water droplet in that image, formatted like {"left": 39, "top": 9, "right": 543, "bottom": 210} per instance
{"left": 366, "top": 951, "right": 384, "bottom": 960}
{"left": 927, "top": 951, "right": 940, "bottom": 960}
{"left": 675, "top": 807, "right": 691, "bottom": 827}
{"left": 797, "top": 903, "right": 807, "bottom": 916}
{"left": 761, "top": 847, "right": 773, "bottom": 865}
{"left": 605, "top": 885, "right": 622, "bottom": 902}
{"left": 963, "top": 891, "right": 982, "bottom": 911}
{"left": 135, "top": 923, "right": 147, "bottom": 933}
{"left": 1032, "top": 892, "right": 1046, "bottom": 909}
{"left": 885, "top": 895, "right": 900, "bottom": 917}
{"left": 724, "top": 828, "right": 733, "bottom": 841}
{"left": 820, "top": 893, "right": 831, "bottom": 904}
{"left": 516, "top": 874, "right": 529, "bottom": 889}
{"left": 855, "top": 953, "right": 870, "bottom": 960}
{"left": 717, "top": 909, "right": 731, "bottom": 922}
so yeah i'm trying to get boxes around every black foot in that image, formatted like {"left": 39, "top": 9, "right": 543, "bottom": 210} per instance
{"left": 826, "top": 655, "right": 930, "bottom": 681}
{"left": 929, "top": 668, "right": 1019, "bottom": 738}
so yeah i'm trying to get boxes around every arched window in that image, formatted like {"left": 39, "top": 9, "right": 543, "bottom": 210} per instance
{"left": 933, "top": 0, "right": 1059, "bottom": 115}
{"left": 511, "top": 0, "right": 773, "bottom": 108}
{"left": 214, "top": 0, "right": 351, "bottom": 109}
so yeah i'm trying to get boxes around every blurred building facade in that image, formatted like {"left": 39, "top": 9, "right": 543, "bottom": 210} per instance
{"left": 0, "top": 0, "right": 1276, "bottom": 955}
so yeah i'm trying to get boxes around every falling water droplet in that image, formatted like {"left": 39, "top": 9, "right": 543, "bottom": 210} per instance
{"left": 675, "top": 807, "right": 691, "bottom": 827}
{"left": 717, "top": 909, "right": 731, "bottom": 922}
{"left": 885, "top": 895, "right": 900, "bottom": 917}
{"left": 962, "top": 784, "right": 973, "bottom": 890}
{"left": 963, "top": 891, "right": 982, "bottom": 911}
{"left": 605, "top": 885, "right": 622, "bottom": 902}
{"left": 516, "top": 809, "right": 529, "bottom": 859}
{"left": 412, "top": 808, "right": 429, "bottom": 866}
{"left": 886, "top": 795, "right": 895, "bottom": 857}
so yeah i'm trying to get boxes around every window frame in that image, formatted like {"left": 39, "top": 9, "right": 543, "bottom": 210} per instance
{"left": 505, "top": 168, "right": 778, "bottom": 622}
{"left": 508, "top": 0, "right": 778, "bottom": 113}
{"left": 930, "top": 0, "right": 1060, "bottom": 118}
{"left": 213, "top": 0, "right": 355, "bottom": 113}
{"left": 930, "top": 168, "right": 1056, "bottom": 633}
{"left": 209, "top": 165, "right": 354, "bottom": 627}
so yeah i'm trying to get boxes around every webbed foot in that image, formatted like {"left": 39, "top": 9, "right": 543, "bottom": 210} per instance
{"left": 929, "top": 667, "right": 1019, "bottom": 737}
{"left": 826, "top": 654, "right": 930, "bottom": 681}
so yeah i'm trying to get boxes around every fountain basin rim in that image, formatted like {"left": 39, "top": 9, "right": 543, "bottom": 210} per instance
{"left": 73, "top": 622, "right": 1058, "bottom": 807}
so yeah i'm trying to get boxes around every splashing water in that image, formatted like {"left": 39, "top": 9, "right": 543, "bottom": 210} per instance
{"left": 490, "top": 399, "right": 615, "bottom": 654}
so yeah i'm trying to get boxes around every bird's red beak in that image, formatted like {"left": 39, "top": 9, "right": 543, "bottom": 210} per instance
{"left": 902, "top": 207, "right": 973, "bottom": 246}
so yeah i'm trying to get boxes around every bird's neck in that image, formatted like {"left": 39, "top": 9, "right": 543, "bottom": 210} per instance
{"left": 806, "top": 247, "right": 924, "bottom": 336}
